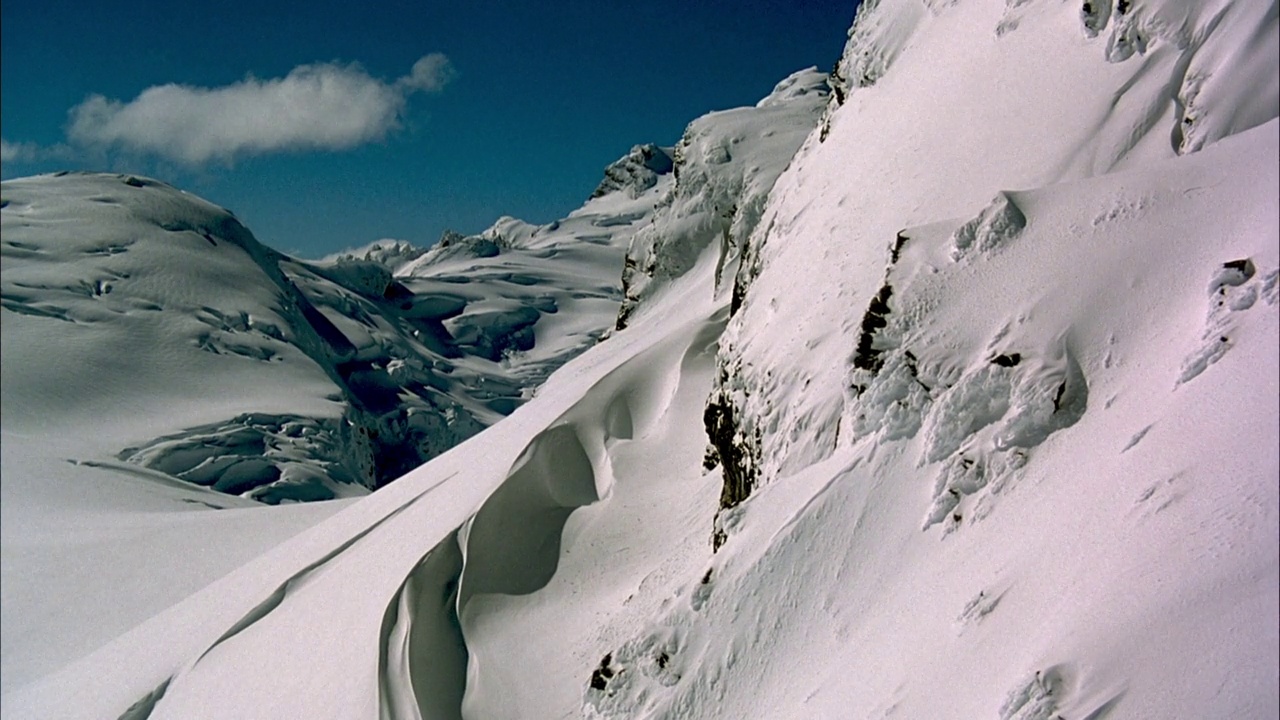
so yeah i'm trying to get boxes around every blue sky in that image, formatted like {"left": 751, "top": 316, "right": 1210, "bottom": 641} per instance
{"left": 1, "top": 1, "right": 857, "bottom": 258}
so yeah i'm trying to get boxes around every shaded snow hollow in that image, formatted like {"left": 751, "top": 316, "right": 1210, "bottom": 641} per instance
{"left": 2, "top": 2, "right": 1278, "bottom": 720}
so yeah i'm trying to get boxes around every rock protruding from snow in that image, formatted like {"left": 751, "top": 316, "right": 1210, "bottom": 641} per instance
{"left": 591, "top": 144, "right": 675, "bottom": 200}
{"left": 707, "top": 0, "right": 1280, "bottom": 528}
{"left": 950, "top": 192, "right": 1027, "bottom": 260}
{"left": 1177, "top": 257, "right": 1275, "bottom": 386}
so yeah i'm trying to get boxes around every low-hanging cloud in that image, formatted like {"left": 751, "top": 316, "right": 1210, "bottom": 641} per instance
{"left": 66, "top": 53, "right": 454, "bottom": 165}
{"left": 1, "top": 139, "right": 40, "bottom": 163}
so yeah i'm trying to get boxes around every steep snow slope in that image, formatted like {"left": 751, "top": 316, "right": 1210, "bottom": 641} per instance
{"left": 711, "top": 0, "right": 1279, "bottom": 494}
{"left": 601, "top": 122, "right": 1276, "bottom": 720}
{"left": 3, "top": 0, "right": 1277, "bottom": 717}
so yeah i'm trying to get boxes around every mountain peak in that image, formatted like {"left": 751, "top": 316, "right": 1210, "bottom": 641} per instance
{"left": 589, "top": 143, "right": 676, "bottom": 200}
{"left": 755, "top": 66, "right": 830, "bottom": 108}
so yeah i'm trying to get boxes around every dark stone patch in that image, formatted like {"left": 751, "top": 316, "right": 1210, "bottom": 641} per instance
{"left": 891, "top": 231, "right": 909, "bottom": 263}
{"left": 852, "top": 282, "right": 894, "bottom": 372}
{"left": 1080, "top": 0, "right": 1111, "bottom": 35}
{"left": 730, "top": 274, "right": 747, "bottom": 316}
{"left": 903, "top": 350, "right": 931, "bottom": 390}
{"left": 1223, "top": 258, "right": 1256, "bottom": 279}
{"left": 590, "top": 653, "right": 617, "bottom": 691}
{"left": 702, "top": 447, "right": 719, "bottom": 470}
{"left": 991, "top": 353, "right": 1021, "bottom": 367}
{"left": 382, "top": 280, "right": 413, "bottom": 302}
{"left": 704, "top": 395, "right": 757, "bottom": 514}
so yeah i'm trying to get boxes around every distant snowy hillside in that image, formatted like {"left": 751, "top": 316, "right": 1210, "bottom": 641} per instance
{"left": 2, "top": 0, "right": 1277, "bottom": 717}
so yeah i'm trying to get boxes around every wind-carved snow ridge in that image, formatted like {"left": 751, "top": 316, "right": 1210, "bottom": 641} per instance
{"left": 378, "top": 530, "right": 467, "bottom": 720}
{"left": 195, "top": 481, "right": 440, "bottom": 666}
{"left": 376, "top": 328, "right": 700, "bottom": 719}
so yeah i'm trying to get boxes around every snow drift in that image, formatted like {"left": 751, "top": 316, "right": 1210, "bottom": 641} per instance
{"left": 2, "top": 0, "right": 1277, "bottom": 717}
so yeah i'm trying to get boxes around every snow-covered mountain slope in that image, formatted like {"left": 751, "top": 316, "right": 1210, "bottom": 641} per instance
{"left": 3, "top": 0, "right": 1277, "bottom": 717}
{"left": 0, "top": 71, "right": 826, "bottom": 700}
{"left": 0, "top": 165, "right": 665, "bottom": 688}
{"left": 0, "top": 162, "right": 669, "bottom": 511}
{"left": 1, "top": 173, "right": 358, "bottom": 689}
{"left": 394, "top": 144, "right": 679, "bottom": 389}
{"left": 709, "top": 0, "right": 1279, "bottom": 501}
{"left": 615, "top": 68, "right": 830, "bottom": 328}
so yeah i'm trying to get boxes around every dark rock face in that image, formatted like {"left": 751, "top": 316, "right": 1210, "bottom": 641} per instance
{"left": 991, "top": 353, "right": 1022, "bottom": 368}
{"left": 589, "top": 653, "right": 617, "bottom": 692}
{"left": 591, "top": 145, "right": 675, "bottom": 200}
{"left": 853, "top": 282, "right": 895, "bottom": 373}
{"left": 704, "top": 389, "right": 760, "bottom": 521}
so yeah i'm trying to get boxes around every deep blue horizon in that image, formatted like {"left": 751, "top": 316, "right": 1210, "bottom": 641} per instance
{"left": 1, "top": 1, "right": 857, "bottom": 258}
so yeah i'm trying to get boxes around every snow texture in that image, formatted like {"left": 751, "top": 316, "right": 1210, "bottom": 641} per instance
{"left": 2, "top": 0, "right": 1277, "bottom": 718}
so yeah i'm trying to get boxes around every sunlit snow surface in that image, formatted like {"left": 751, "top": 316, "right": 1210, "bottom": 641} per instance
{"left": 0, "top": 155, "right": 675, "bottom": 688}
{"left": 2, "top": 0, "right": 1278, "bottom": 717}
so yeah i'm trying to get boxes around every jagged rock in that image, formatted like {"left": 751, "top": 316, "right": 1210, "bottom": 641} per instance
{"left": 591, "top": 144, "right": 675, "bottom": 200}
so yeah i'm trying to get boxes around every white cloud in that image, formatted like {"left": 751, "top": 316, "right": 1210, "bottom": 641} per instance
{"left": 398, "top": 54, "right": 456, "bottom": 92}
{"left": 66, "top": 53, "right": 454, "bottom": 165}
{"left": 1, "top": 139, "right": 40, "bottom": 163}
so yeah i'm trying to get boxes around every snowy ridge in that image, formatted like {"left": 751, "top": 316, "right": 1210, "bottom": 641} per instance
{"left": 2, "top": 0, "right": 1278, "bottom": 716}
{"left": 616, "top": 67, "right": 830, "bottom": 328}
